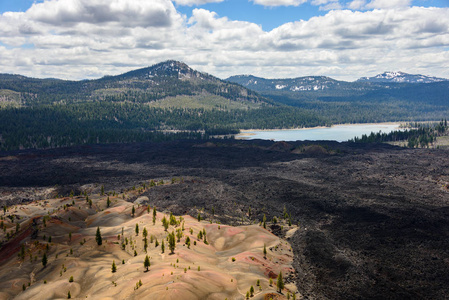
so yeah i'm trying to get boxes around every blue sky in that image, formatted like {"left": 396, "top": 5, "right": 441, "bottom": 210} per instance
{"left": 177, "top": 1, "right": 325, "bottom": 31}
{"left": 0, "top": 0, "right": 448, "bottom": 80}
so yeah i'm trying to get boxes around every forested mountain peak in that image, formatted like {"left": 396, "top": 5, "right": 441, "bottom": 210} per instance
{"left": 116, "top": 60, "right": 216, "bottom": 82}
{"left": 0, "top": 60, "right": 268, "bottom": 107}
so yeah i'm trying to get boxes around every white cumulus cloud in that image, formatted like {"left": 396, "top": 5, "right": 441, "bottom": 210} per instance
{"left": 26, "top": 0, "right": 180, "bottom": 27}
{"left": 251, "top": 0, "right": 308, "bottom": 7}
{"left": 348, "top": 0, "right": 366, "bottom": 10}
{"left": 174, "top": 0, "right": 224, "bottom": 5}
{"left": 366, "top": 0, "right": 411, "bottom": 9}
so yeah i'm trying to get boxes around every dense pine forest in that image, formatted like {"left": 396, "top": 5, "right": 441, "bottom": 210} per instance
{"left": 0, "top": 104, "right": 324, "bottom": 151}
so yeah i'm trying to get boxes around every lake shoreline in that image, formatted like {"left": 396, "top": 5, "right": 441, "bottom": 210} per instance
{"left": 239, "top": 122, "right": 405, "bottom": 133}
{"left": 236, "top": 122, "right": 405, "bottom": 142}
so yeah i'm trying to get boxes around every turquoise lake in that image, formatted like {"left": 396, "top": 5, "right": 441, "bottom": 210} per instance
{"left": 236, "top": 123, "right": 402, "bottom": 142}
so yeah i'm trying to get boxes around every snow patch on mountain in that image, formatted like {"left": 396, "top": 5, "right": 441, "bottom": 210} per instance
{"left": 358, "top": 71, "right": 447, "bottom": 84}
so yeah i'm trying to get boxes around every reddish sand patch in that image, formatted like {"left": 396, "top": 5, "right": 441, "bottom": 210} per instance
{"left": 0, "top": 225, "right": 32, "bottom": 264}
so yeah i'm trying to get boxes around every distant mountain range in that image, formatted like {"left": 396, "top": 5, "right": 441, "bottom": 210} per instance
{"left": 1, "top": 62, "right": 446, "bottom": 104}
{"left": 226, "top": 72, "right": 448, "bottom": 92}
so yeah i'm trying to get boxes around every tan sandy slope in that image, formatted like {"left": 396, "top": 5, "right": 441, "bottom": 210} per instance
{"left": 0, "top": 185, "right": 299, "bottom": 300}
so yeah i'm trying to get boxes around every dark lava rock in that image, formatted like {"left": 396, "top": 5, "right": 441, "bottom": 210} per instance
{"left": 1, "top": 139, "right": 448, "bottom": 299}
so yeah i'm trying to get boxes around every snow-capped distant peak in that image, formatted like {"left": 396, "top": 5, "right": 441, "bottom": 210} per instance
{"left": 357, "top": 71, "right": 447, "bottom": 84}
{"left": 376, "top": 71, "right": 406, "bottom": 79}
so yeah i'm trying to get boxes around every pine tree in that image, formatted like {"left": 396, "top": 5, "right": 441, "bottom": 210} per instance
{"left": 107, "top": 197, "right": 110, "bottom": 208}
{"left": 135, "top": 223, "right": 139, "bottom": 236}
{"left": 250, "top": 285, "right": 254, "bottom": 297}
{"left": 112, "top": 260, "right": 117, "bottom": 273}
{"left": 263, "top": 244, "right": 267, "bottom": 259}
{"left": 68, "top": 291, "right": 71, "bottom": 299}
{"left": 161, "top": 240, "right": 165, "bottom": 253}
{"left": 276, "top": 271, "right": 284, "bottom": 293}
{"left": 100, "top": 185, "right": 104, "bottom": 196}
{"left": 143, "top": 227, "right": 148, "bottom": 239}
{"left": 186, "top": 236, "right": 191, "bottom": 249}
{"left": 169, "top": 212, "right": 177, "bottom": 226}
{"left": 176, "top": 228, "right": 183, "bottom": 242}
{"left": 19, "top": 244, "right": 25, "bottom": 260}
{"left": 153, "top": 207, "right": 157, "bottom": 225}
{"left": 169, "top": 231, "right": 176, "bottom": 254}
{"left": 42, "top": 252, "right": 47, "bottom": 268}
{"left": 95, "top": 227, "right": 102, "bottom": 246}
{"left": 162, "top": 216, "right": 169, "bottom": 231}
{"left": 132, "top": 206, "right": 135, "bottom": 217}
{"left": 144, "top": 255, "right": 150, "bottom": 271}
